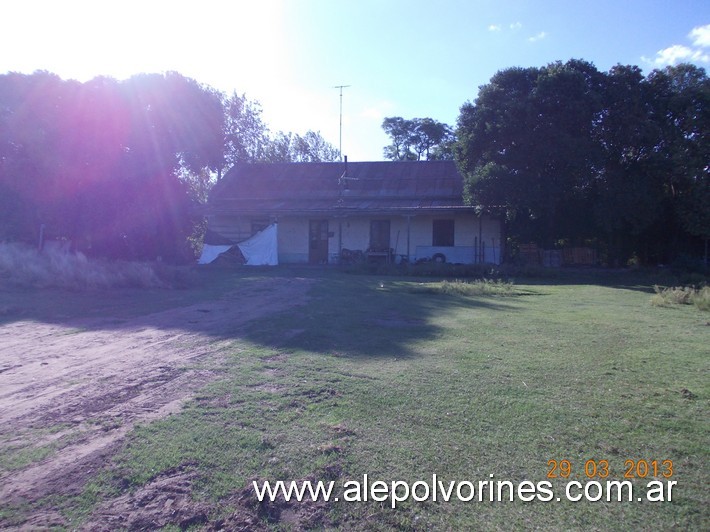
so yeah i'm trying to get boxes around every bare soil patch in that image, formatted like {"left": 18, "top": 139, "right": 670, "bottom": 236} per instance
{"left": 82, "top": 468, "right": 329, "bottom": 531}
{"left": 0, "top": 276, "right": 311, "bottom": 527}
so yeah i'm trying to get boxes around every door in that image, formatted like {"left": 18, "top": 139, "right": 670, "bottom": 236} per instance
{"left": 309, "top": 220, "right": 329, "bottom": 264}
{"left": 369, "top": 220, "right": 391, "bottom": 251}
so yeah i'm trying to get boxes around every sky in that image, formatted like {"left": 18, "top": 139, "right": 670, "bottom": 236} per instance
{"left": 2, "top": 0, "right": 709, "bottom": 161}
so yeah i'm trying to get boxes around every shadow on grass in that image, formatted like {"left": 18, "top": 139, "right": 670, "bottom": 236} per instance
{"left": 0, "top": 267, "right": 519, "bottom": 360}
{"left": 502, "top": 266, "right": 708, "bottom": 294}
{"left": 243, "top": 275, "right": 518, "bottom": 359}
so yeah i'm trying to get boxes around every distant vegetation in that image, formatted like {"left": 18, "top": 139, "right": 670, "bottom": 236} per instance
{"left": 0, "top": 71, "right": 338, "bottom": 262}
{"left": 1, "top": 60, "right": 707, "bottom": 268}
{"left": 651, "top": 284, "right": 710, "bottom": 311}
{"left": 0, "top": 242, "right": 192, "bottom": 289}
{"left": 456, "top": 60, "right": 709, "bottom": 267}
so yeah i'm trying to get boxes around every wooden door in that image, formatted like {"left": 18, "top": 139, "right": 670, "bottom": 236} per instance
{"left": 309, "top": 220, "right": 329, "bottom": 264}
{"left": 369, "top": 220, "right": 391, "bottom": 251}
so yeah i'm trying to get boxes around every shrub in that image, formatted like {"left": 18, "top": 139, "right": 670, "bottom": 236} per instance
{"left": 409, "top": 278, "right": 516, "bottom": 297}
{"left": 650, "top": 284, "right": 709, "bottom": 311}
{"left": 692, "top": 286, "right": 710, "bottom": 311}
{"left": 0, "top": 243, "right": 191, "bottom": 289}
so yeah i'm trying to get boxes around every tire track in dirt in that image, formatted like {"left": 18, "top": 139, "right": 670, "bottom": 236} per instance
{"left": 0, "top": 277, "right": 312, "bottom": 513}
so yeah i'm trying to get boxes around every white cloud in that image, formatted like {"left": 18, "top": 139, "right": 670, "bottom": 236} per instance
{"left": 644, "top": 24, "right": 710, "bottom": 67}
{"left": 528, "top": 31, "right": 547, "bottom": 43}
{"left": 689, "top": 24, "right": 710, "bottom": 47}
{"left": 488, "top": 22, "right": 521, "bottom": 33}
{"left": 647, "top": 44, "right": 710, "bottom": 66}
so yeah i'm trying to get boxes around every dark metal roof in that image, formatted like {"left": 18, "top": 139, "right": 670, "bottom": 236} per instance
{"left": 208, "top": 160, "right": 476, "bottom": 216}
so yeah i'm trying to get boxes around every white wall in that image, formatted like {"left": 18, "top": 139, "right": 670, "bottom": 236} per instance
{"left": 209, "top": 213, "right": 502, "bottom": 264}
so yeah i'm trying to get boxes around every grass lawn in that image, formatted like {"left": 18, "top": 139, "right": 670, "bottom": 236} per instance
{"left": 3, "top": 267, "right": 709, "bottom": 529}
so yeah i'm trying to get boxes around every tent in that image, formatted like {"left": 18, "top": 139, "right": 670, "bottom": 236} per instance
{"left": 198, "top": 223, "right": 278, "bottom": 266}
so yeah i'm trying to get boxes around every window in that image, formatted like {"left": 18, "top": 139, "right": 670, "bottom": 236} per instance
{"left": 432, "top": 219, "right": 454, "bottom": 247}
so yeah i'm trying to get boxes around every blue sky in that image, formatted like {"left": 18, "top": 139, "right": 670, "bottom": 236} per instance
{"left": 2, "top": 0, "right": 709, "bottom": 161}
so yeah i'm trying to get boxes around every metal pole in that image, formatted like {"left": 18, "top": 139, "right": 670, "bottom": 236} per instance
{"left": 334, "top": 85, "right": 350, "bottom": 161}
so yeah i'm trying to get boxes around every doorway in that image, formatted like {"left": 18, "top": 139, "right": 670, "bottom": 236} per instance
{"left": 369, "top": 220, "right": 391, "bottom": 251}
{"left": 309, "top": 220, "right": 329, "bottom": 264}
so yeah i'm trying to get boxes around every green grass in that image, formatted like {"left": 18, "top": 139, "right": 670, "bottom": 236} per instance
{"left": 0, "top": 423, "right": 81, "bottom": 472}
{"left": 3, "top": 268, "right": 709, "bottom": 530}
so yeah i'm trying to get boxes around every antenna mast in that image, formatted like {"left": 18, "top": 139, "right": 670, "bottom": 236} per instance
{"left": 334, "top": 85, "right": 350, "bottom": 161}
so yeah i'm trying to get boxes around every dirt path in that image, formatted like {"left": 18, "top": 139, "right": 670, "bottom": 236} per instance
{"left": 0, "top": 276, "right": 311, "bottom": 525}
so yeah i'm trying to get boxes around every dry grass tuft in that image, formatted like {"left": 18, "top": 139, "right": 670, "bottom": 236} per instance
{"left": 651, "top": 284, "right": 709, "bottom": 311}
{"left": 410, "top": 278, "right": 516, "bottom": 297}
{"left": 0, "top": 243, "right": 171, "bottom": 289}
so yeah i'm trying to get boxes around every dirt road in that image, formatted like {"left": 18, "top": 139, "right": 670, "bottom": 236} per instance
{"left": 0, "top": 276, "right": 311, "bottom": 527}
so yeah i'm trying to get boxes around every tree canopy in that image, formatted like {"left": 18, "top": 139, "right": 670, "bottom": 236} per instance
{"left": 0, "top": 71, "right": 339, "bottom": 261}
{"left": 382, "top": 116, "right": 454, "bottom": 161}
{"left": 455, "top": 59, "right": 709, "bottom": 265}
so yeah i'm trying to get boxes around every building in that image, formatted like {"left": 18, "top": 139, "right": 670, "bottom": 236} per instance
{"left": 203, "top": 160, "right": 502, "bottom": 265}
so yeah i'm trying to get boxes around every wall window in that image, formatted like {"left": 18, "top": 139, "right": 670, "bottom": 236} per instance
{"left": 432, "top": 219, "right": 455, "bottom": 246}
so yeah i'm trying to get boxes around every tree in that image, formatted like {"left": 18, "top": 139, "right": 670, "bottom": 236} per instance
{"left": 0, "top": 71, "right": 82, "bottom": 242}
{"left": 456, "top": 59, "right": 709, "bottom": 265}
{"left": 261, "top": 130, "right": 339, "bottom": 163}
{"left": 222, "top": 91, "right": 270, "bottom": 171}
{"left": 456, "top": 61, "right": 603, "bottom": 246}
{"left": 0, "top": 70, "right": 342, "bottom": 261}
{"left": 382, "top": 116, "right": 454, "bottom": 161}
{"left": 0, "top": 71, "right": 225, "bottom": 261}
{"left": 291, "top": 130, "right": 340, "bottom": 162}
{"left": 647, "top": 65, "right": 710, "bottom": 240}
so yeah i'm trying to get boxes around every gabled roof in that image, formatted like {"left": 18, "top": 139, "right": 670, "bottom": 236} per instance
{"left": 208, "top": 160, "right": 475, "bottom": 216}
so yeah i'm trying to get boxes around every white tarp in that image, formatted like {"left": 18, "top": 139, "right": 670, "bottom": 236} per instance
{"left": 198, "top": 244, "right": 233, "bottom": 265}
{"left": 198, "top": 223, "right": 278, "bottom": 266}
{"left": 238, "top": 223, "right": 278, "bottom": 265}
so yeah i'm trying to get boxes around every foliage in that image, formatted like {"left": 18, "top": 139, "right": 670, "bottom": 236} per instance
{"left": 0, "top": 71, "right": 223, "bottom": 262}
{"left": 262, "top": 130, "right": 340, "bottom": 163}
{"left": 407, "top": 278, "right": 516, "bottom": 296}
{"left": 651, "top": 284, "right": 710, "bottom": 311}
{"left": 382, "top": 116, "right": 455, "bottom": 160}
{"left": 221, "top": 92, "right": 339, "bottom": 166}
{"left": 222, "top": 91, "right": 271, "bottom": 168}
{"left": 0, "top": 71, "right": 340, "bottom": 262}
{"left": 0, "top": 242, "right": 194, "bottom": 289}
{"left": 456, "top": 60, "right": 709, "bottom": 265}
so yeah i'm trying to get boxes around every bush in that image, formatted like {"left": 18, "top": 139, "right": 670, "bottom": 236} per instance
{"left": 692, "top": 286, "right": 710, "bottom": 311}
{"left": 650, "top": 284, "right": 709, "bottom": 311}
{"left": 0, "top": 243, "right": 192, "bottom": 289}
{"left": 408, "top": 278, "right": 517, "bottom": 297}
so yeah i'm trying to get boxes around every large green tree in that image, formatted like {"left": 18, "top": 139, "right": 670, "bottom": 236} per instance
{"left": 222, "top": 91, "right": 270, "bottom": 170}
{"left": 456, "top": 60, "right": 709, "bottom": 265}
{"left": 456, "top": 60, "right": 603, "bottom": 246}
{"left": 382, "top": 116, "right": 454, "bottom": 161}
{"left": 0, "top": 71, "right": 340, "bottom": 260}
{"left": 0, "top": 71, "right": 225, "bottom": 261}
{"left": 221, "top": 91, "right": 339, "bottom": 167}
{"left": 262, "top": 130, "right": 340, "bottom": 163}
